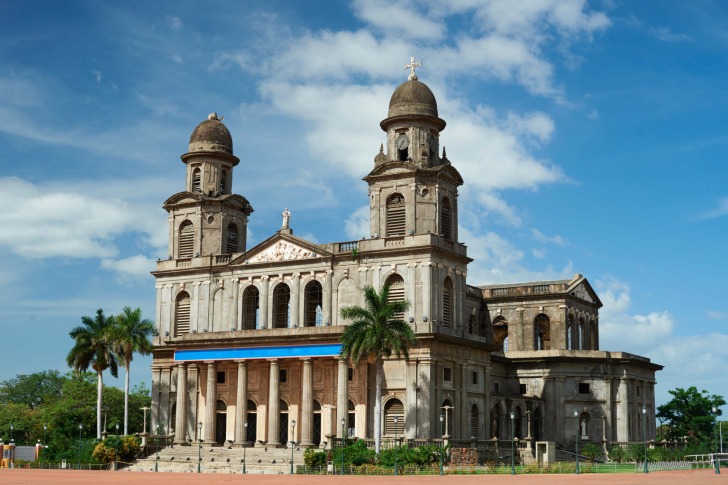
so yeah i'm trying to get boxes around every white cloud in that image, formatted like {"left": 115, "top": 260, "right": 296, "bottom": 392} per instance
{"left": 345, "top": 205, "right": 371, "bottom": 240}
{"left": 165, "top": 15, "right": 183, "bottom": 30}
{"left": 597, "top": 277, "right": 674, "bottom": 353}
{"left": 0, "top": 177, "right": 166, "bottom": 260}
{"left": 352, "top": 0, "right": 445, "bottom": 41}
{"left": 532, "top": 228, "right": 566, "bottom": 246}
{"left": 101, "top": 255, "right": 156, "bottom": 283}
{"left": 699, "top": 196, "right": 728, "bottom": 220}
{"left": 92, "top": 70, "right": 103, "bottom": 83}
{"left": 650, "top": 26, "right": 692, "bottom": 42}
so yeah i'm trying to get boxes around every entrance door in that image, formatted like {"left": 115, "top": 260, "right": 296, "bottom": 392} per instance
{"left": 216, "top": 413, "right": 227, "bottom": 444}
{"left": 313, "top": 413, "right": 322, "bottom": 446}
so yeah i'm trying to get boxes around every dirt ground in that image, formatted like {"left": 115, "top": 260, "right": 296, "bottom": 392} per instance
{"left": 0, "top": 469, "right": 725, "bottom": 485}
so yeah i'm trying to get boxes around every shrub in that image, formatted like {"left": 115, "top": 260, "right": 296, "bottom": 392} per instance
{"left": 303, "top": 448, "right": 326, "bottom": 468}
{"left": 91, "top": 435, "right": 140, "bottom": 464}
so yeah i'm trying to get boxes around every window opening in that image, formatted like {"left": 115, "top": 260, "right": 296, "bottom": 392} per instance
{"left": 178, "top": 221, "right": 194, "bottom": 258}
{"left": 441, "top": 197, "right": 452, "bottom": 240}
{"left": 442, "top": 277, "right": 453, "bottom": 327}
{"left": 226, "top": 223, "right": 238, "bottom": 253}
{"left": 386, "top": 194, "right": 406, "bottom": 236}
{"left": 175, "top": 292, "right": 190, "bottom": 336}
{"left": 242, "top": 286, "right": 259, "bottom": 330}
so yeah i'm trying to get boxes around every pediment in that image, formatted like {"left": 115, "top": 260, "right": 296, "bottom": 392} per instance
{"left": 242, "top": 234, "right": 329, "bottom": 264}
{"left": 567, "top": 277, "right": 602, "bottom": 307}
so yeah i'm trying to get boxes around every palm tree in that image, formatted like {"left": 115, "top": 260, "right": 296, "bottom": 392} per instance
{"left": 112, "top": 306, "right": 157, "bottom": 435}
{"left": 67, "top": 308, "right": 118, "bottom": 440}
{"left": 339, "top": 285, "right": 416, "bottom": 455}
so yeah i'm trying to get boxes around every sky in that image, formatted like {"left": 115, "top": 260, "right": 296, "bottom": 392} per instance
{"left": 0, "top": 0, "right": 726, "bottom": 411}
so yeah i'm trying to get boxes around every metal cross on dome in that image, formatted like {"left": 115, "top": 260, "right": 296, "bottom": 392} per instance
{"left": 404, "top": 56, "right": 422, "bottom": 81}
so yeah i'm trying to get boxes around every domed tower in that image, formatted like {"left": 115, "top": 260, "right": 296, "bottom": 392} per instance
{"left": 365, "top": 59, "right": 463, "bottom": 241}
{"left": 163, "top": 113, "right": 253, "bottom": 260}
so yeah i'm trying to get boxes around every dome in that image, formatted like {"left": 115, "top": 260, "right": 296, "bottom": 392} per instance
{"left": 387, "top": 79, "right": 439, "bottom": 118}
{"left": 188, "top": 113, "right": 233, "bottom": 154}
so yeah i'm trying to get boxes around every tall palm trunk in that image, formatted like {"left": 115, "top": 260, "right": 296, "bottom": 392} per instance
{"left": 124, "top": 361, "right": 130, "bottom": 435}
{"left": 374, "top": 358, "right": 383, "bottom": 454}
{"left": 97, "top": 369, "right": 104, "bottom": 440}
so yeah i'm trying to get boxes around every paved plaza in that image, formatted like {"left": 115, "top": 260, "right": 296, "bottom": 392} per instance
{"left": 0, "top": 469, "right": 724, "bottom": 485}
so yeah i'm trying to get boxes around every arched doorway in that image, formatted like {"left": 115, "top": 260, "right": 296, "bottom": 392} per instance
{"left": 312, "top": 400, "right": 322, "bottom": 446}
{"left": 347, "top": 400, "right": 356, "bottom": 437}
{"left": 216, "top": 400, "right": 227, "bottom": 444}
{"left": 533, "top": 408, "right": 542, "bottom": 441}
{"left": 246, "top": 400, "right": 257, "bottom": 444}
{"left": 279, "top": 400, "right": 289, "bottom": 445}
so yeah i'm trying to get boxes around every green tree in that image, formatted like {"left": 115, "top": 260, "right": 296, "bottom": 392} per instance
{"left": 657, "top": 386, "right": 725, "bottom": 447}
{"left": 111, "top": 306, "right": 156, "bottom": 435}
{"left": 0, "top": 370, "right": 65, "bottom": 409}
{"left": 67, "top": 309, "right": 119, "bottom": 440}
{"left": 339, "top": 285, "right": 415, "bottom": 455}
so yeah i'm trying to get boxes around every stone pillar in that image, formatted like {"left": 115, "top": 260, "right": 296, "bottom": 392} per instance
{"left": 323, "top": 270, "right": 333, "bottom": 325}
{"left": 174, "top": 363, "right": 188, "bottom": 444}
{"left": 231, "top": 278, "right": 240, "bottom": 330}
{"left": 484, "top": 366, "right": 492, "bottom": 439}
{"left": 300, "top": 359, "right": 314, "bottom": 446}
{"left": 204, "top": 362, "right": 217, "bottom": 444}
{"left": 187, "top": 363, "right": 199, "bottom": 441}
{"left": 422, "top": 263, "right": 432, "bottom": 327}
{"left": 260, "top": 276, "right": 269, "bottom": 329}
{"left": 151, "top": 366, "right": 161, "bottom": 432}
{"left": 604, "top": 377, "right": 613, "bottom": 442}
{"left": 372, "top": 266, "right": 381, "bottom": 291}
{"left": 555, "top": 377, "right": 565, "bottom": 444}
{"left": 337, "top": 358, "right": 348, "bottom": 437}
{"left": 291, "top": 273, "right": 301, "bottom": 327}
{"left": 405, "top": 360, "right": 417, "bottom": 439}
{"left": 616, "top": 377, "right": 629, "bottom": 442}
{"left": 267, "top": 359, "right": 281, "bottom": 446}
{"left": 160, "top": 367, "right": 172, "bottom": 434}
{"left": 234, "top": 361, "right": 248, "bottom": 446}
{"left": 407, "top": 264, "right": 417, "bottom": 322}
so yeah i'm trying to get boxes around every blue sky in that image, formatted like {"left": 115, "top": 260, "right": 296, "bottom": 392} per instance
{"left": 1, "top": 0, "right": 726, "bottom": 410}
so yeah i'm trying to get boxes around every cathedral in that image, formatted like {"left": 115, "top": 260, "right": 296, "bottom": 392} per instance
{"left": 149, "top": 62, "right": 662, "bottom": 455}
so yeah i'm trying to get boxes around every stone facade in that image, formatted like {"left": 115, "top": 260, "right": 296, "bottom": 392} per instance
{"left": 149, "top": 71, "right": 661, "bottom": 452}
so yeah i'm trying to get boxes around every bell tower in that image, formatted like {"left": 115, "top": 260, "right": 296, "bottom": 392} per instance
{"left": 365, "top": 58, "right": 463, "bottom": 241}
{"left": 163, "top": 113, "right": 253, "bottom": 260}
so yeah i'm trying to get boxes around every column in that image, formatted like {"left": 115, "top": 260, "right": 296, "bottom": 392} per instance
{"left": 291, "top": 273, "right": 301, "bottom": 327}
{"left": 231, "top": 278, "right": 240, "bottom": 330}
{"left": 187, "top": 363, "right": 199, "bottom": 441}
{"left": 151, "top": 366, "right": 161, "bottom": 432}
{"left": 234, "top": 361, "right": 248, "bottom": 446}
{"left": 405, "top": 360, "right": 417, "bottom": 439}
{"left": 484, "top": 366, "right": 492, "bottom": 439}
{"left": 260, "top": 276, "right": 269, "bottom": 329}
{"left": 267, "top": 359, "right": 281, "bottom": 446}
{"left": 204, "top": 361, "right": 217, "bottom": 444}
{"left": 336, "top": 358, "right": 348, "bottom": 437}
{"left": 323, "top": 270, "right": 332, "bottom": 325}
{"left": 160, "top": 367, "right": 172, "bottom": 434}
{"left": 422, "top": 263, "right": 432, "bottom": 327}
{"left": 604, "top": 377, "right": 613, "bottom": 442}
{"left": 174, "top": 363, "right": 187, "bottom": 444}
{"left": 554, "top": 377, "right": 564, "bottom": 444}
{"left": 407, "top": 264, "right": 417, "bottom": 322}
{"left": 616, "top": 377, "right": 629, "bottom": 442}
{"left": 300, "top": 359, "right": 314, "bottom": 446}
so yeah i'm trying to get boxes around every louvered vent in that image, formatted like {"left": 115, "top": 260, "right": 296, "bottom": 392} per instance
{"left": 470, "top": 406, "right": 479, "bottom": 438}
{"left": 192, "top": 169, "right": 201, "bottom": 193}
{"left": 175, "top": 294, "right": 190, "bottom": 337}
{"left": 384, "top": 400, "right": 405, "bottom": 436}
{"left": 442, "top": 279, "right": 453, "bottom": 327}
{"left": 226, "top": 223, "right": 238, "bottom": 253}
{"left": 441, "top": 198, "right": 452, "bottom": 240}
{"left": 179, "top": 222, "right": 194, "bottom": 258}
{"left": 386, "top": 194, "right": 405, "bottom": 236}
{"left": 387, "top": 275, "right": 405, "bottom": 321}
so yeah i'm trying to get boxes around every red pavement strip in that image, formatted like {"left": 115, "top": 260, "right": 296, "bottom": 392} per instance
{"left": 0, "top": 469, "right": 725, "bottom": 485}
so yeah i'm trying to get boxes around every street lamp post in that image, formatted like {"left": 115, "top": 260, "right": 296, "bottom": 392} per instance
{"left": 713, "top": 406, "right": 721, "bottom": 475}
{"left": 341, "top": 418, "right": 345, "bottom": 475}
{"left": 290, "top": 419, "right": 296, "bottom": 474}
{"left": 115, "top": 423, "right": 120, "bottom": 471}
{"left": 77, "top": 424, "right": 83, "bottom": 470}
{"left": 510, "top": 412, "right": 515, "bottom": 475}
{"left": 394, "top": 416, "right": 399, "bottom": 476}
{"left": 642, "top": 407, "right": 648, "bottom": 474}
{"left": 198, "top": 422, "right": 203, "bottom": 474}
{"left": 574, "top": 411, "right": 580, "bottom": 475}
{"left": 154, "top": 425, "right": 160, "bottom": 472}
{"left": 439, "top": 415, "right": 444, "bottom": 476}
{"left": 10, "top": 424, "right": 13, "bottom": 443}
{"left": 243, "top": 422, "right": 247, "bottom": 474}
{"left": 42, "top": 425, "right": 47, "bottom": 469}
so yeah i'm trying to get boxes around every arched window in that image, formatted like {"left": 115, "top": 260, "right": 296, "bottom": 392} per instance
{"left": 566, "top": 315, "right": 574, "bottom": 350}
{"left": 220, "top": 170, "right": 228, "bottom": 194}
{"left": 468, "top": 314, "right": 476, "bottom": 335}
{"left": 493, "top": 316, "right": 508, "bottom": 351}
{"left": 578, "top": 318, "right": 585, "bottom": 350}
{"left": 513, "top": 406, "right": 522, "bottom": 439}
{"left": 470, "top": 404, "right": 479, "bottom": 438}
{"left": 304, "top": 281, "right": 323, "bottom": 327}
{"left": 347, "top": 400, "right": 356, "bottom": 437}
{"left": 192, "top": 168, "right": 201, "bottom": 193}
{"left": 272, "top": 283, "right": 290, "bottom": 328}
{"left": 242, "top": 286, "right": 259, "bottom": 330}
{"left": 178, "top": 221, "right": 194, "bottom": 258}
{"left": 396, "top": 134, "right": 409, "bottom": 161}
{"left": 175, "top": 292, "right": 190, "bottom": 336}
{"left": 441, "top": 399, "right": 452, "bottom": 437}
{"left": 246, "top": 400, "right": 257, "bottom": 443}
{"left": 441, "top": 197, "right": 452, "bottom": 240}
{"left": 442, "top": 277, "right": 453, "bottom": 327}
{"left": 386, "top": 193, "right": 406, "bottom": 236}
{"left": 384, "top": 398, "right": 404, "bottom": 436}
{"left": 226, "top": 223, "right": 238, "bottom": 253}
{"left": 534, "top": 314, "right": 550, "bottom": 350}
{"left": 385, "top": 273, "right": 405, "bottom": 321}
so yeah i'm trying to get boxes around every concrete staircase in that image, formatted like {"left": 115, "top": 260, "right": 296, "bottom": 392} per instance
{"left": 126, "top": 443, "right": 311, "bottom": 474}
